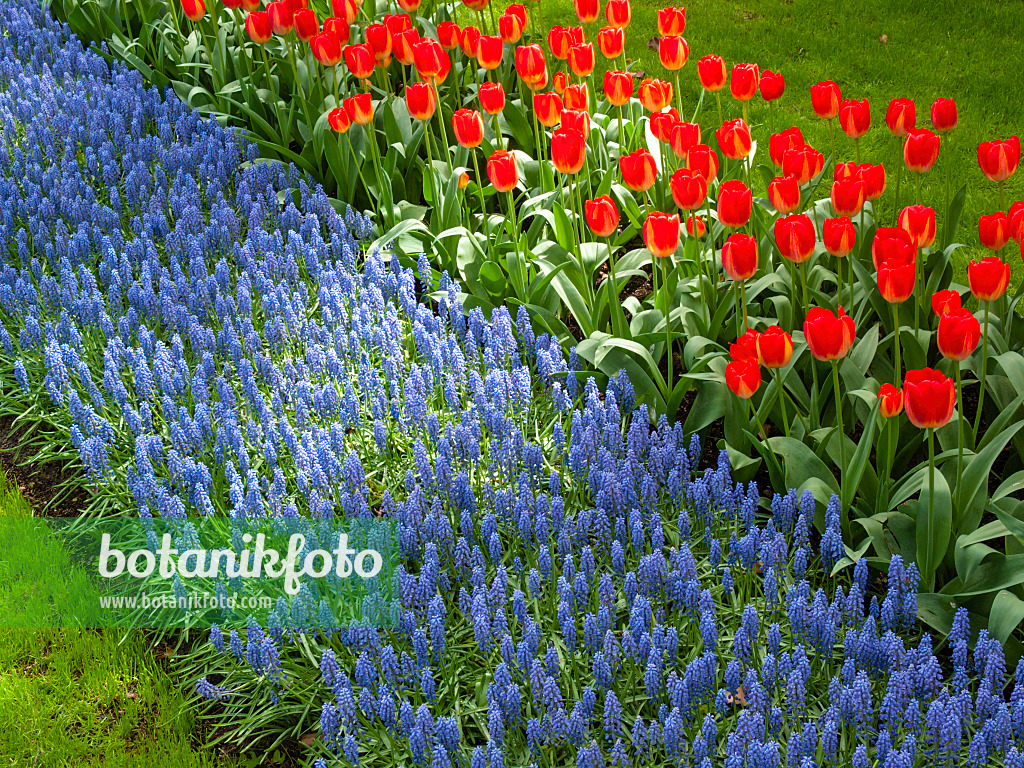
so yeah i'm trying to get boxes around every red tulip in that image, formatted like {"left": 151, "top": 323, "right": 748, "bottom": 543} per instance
{"left": 931, "top": 97, "right": 958, "bottom": 133}
{"left": 552, "top": 71, "right": 569, "bottom": 95}
{"left": 810, "top": 80, "right": 841, "bottom": 120}
{"left": 830, "top": 178, "right": 866, "bottom": 217}
{"left": 769, "top": 127, "right": 804, "bottom": 168}
{"left": 931, "top": 289, "right": 962, "bottom": 316}
{"left": 726, "top": 358, "right": 761, "bottom": 399}
{"left": 397, "top": 0, "right": 421, "bottom": 11}
{"left": 551, "top": 128, "right": 587, "bottom": 174}
{"left": 393, "top": 29, "right": 420, "bottom": 66}
{"left": 245, "top": 11, "right": 272, "bottom": 43}
{"left": 619, "top": 149, "right": 658, "bottom": 192}
{"left": 838, "top": 98, "right": 870, "bottom": 139}
{"left": 859, "top": 162, "right": 887, "bottom": 200}
{"left": 598, "top": 26, "right": 624, "bottom": 59}
{"left": 452, "top": 109, "right": 484, "bottom": 149}
{"left": 650, "top": 109, "right": 680, "bottom": 144}
{"left": 659, "top": 36, "right": 689, "bottom": 71}
{"left": 487, "top": 150, "right": 519, "bottom": 192}
{"left": 267, "top": 1, "right": 293, "bottom": 34}
{"left": 783, "top": 145, "right": 824, "bottom": 186}
{"left": 586, "top": 195, "right": 619, "bottom": 237}
{"left": 729, "top": 63, "right": 759, "bottom": 102}
{"left": 311, "top": 31, "right": 343, "bottom": 65}
{"left": 413, "top": 38, "right": 447, "bottom": 79}
{"left": 506, "top": 3, "right": 528, "bottom": 28}
{"left": 328, "top": 107, "right": 351, "bottom": 133}
{"left": 658, "top": 6, "right": 686, "bottom": 36}
{"left": 562, "top": 109, "right": 590, "bottom": 138}
{"left": 979, "top": 212, "right": 1010, "bottom": 251}
{"left": 1009, "top": 201, "right": 1024, "bottom": 245}
{"left": 804, "top": 306, "right": 856, "bottom": 361}
{"left": 405, "top": 82, "right": 437, "bottom": 122}
{"left": 383, "top": 13, "right": 410, "bottom": 36}
{"left": 573, "top": 0, "right": 599, "bottom": 24}
{"left": 968, "top": 256, "right": 1011, "bottom": 302}
{"left": 717, "top": 180, "right": 752, "bottom": 228}
{"left": 533, "top": 92, "right": 564, "bottom": 127}
{"left": 878, "top": 384, "right": 904, "bottom": 418}
{"left": 687, "top": 144, "right": 719, "bottom": 183}
{"left": 563, "top": 83, "right": 589, "bottom": 111}
{"left": 181, "top": 0, "right": 206, "bottom": 21}
{"left": 479, "top": 82, "right": 506, "bottom": 115}
{"left": 293, "top": 8, "right": 318, "bottom": 41}
{"left": 716, "top": 118, "right": 752, "bottom": 160}
{"left": 731, "top": 329, "right": 761, "bottom": 361}
{"left": 460, "top": 26, "right": 481, "bottom": 58}
{"left": 760, "top": 70, "right": 785, "bottom": 101}
{"left": 978, "top": 137, "right": 1021, "bottom": 182}
{"left": 937, "top": 308, "right": 981, "bottom": 361}
{"left": 903, "top": 368, "right": 956, "bottom": 429}
{"left": 548, "top": 26, "right": 572, "bottom": 59}
{"left": 605, "top": 0, "right": 631, "bottom": 28}
{"left": 834, "top": 161, "right": 859, "bottom": 182}
{"left": 685, "top": 215, "right": 707, "bottom": 238}
{"left": 670, "top": 168, "right": 707, "bottom": 211}
{"left": 756, "top": 325, "right": 794, "bottom": 369}
{"left": 774, "top": 214, "right": 816, "bottom": 263}
{"left": 768, "top": 175, "right": 800, "bottom": 215}
{"left": 603, "top": 71, "right": 632, "bottom": 106}
{"left": 669, "top": 121, "right": 701, "bottom": 160}
{"left": 877, "top": 256, "right": 916, "bottom": 304}
{"left": 463, "top": 0, "right": 489, "bottom": 10}
{"left": 437, "top": 21, "right": 461, "bottom": 50}
{"left": 344, "top": 44, "right": 375, "bottom": 79}
{"left": 568, "top": 43, "right": 596, "bottom": 77}
{"left": 823, "top": 216, "right": 856, "bottom": 258}
{"left": 697, "top": 55, "right": 726, "bottom": 92}
{"left": 499, "top": 13, "right": 524, "bottom": 44}
{"left": 364, "top": 24, "right": 391, "bottom": 60}
{"left": 871, "top": 227, "right": 915, "bottom": 271}
{"left": 643, "top": 211, "right": 681, "bottom": 257}
{"left": 332, "top": 0, "right": 356, "bottom": 23}
{"left": 897, "top": 204, "right": 937, "bottom": 249}
{"left": 903, "top": 129, "right": 940, "bottom": 173}
{"left": 344, "top": 93, "right": 374, "bottom": 125}
{"left": 722, "top": 233, "right": 758, "bottom": 281}
{"left": 885, "top": 97, "right": 916, "bottom": 138}
{"left": 477, "top": 35, "right": 503, "bottom": 70}
{"left": 638, "top": 78, "right": 672, "bottom": 112}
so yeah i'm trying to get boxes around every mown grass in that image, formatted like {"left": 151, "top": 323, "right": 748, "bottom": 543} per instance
{"left": 0, "top": 471, "right": 235, "bottom": 767}
{"left": 513, "top": 0, "right": 1022, "bottom": 284}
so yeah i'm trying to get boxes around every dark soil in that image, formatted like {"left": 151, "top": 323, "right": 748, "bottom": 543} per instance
{"left": 0, "top": 415, "right": 90, "bottom": 516}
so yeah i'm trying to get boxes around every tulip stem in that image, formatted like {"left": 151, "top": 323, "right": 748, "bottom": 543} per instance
{"left": 664, "top": 258, "right": 673, "bottom": 397}
{"left": 828, "top": 119, "right": 836, "bottom": 170}
{"left": 799, "top": 260, "right": 810, "bottom": 321}
{"left": 715, "top": 92, "right": 723, "bottom": 128}
{"left": 772, "top": 368, "right": 790, "bottom": 438}
{"left": 617, "top": 105, "right": 625, "bottom": 158}
{"left": 423, "top": 111, "right": 438, "bottom": 204}
{"left": 702, "top": 196, "right": 714, "bottom": 322}
{"left": 674, "top": 72, "right": 683, "bottom": 120}
{"left": 893, "top": 137, "right": 903, "bottom": 224}
{"left": 943, "top": 137, "right": 952, "bottom": 246}
{"left": 431, "top": 82, "right": 455, "bottom": 175}
{"left": 259, "top": 45, "right": 284, "bottom": 144}
{"left": 505, "top": 189, "right": 528, "bottom": 296}
{"left": 832, "top": 360, "right": 847, "bottom": 535}
{"left": 606, "top": 237, "right": 623, "bottom": 334}
{"left": 740, "top": 278, "right": 749, "bottom": 332}
{"left": 974, "top": 300, "right": 990, "bottom": 441}
{"left": 855, "top": 137, "right": 861, "bottom": 165}
{"left": 954, "top": 360, "right": 965, "bottom": 513}
{"left": 892, "top": 303, "right": 902, "bottom": 384}
{"left": 927, "top": 427, "right": 936, "bottom": 586}
{"left": 286, "top": 41, "right": 315, "bottom": 136}
{"left": 837, "top": 258, "right": 844, "bottom": 310}
{"left": 915, "top": 172, "right": 922, "bottom": 206}
{"left": 470, "top": 149, "right": 489, "bottom": 240}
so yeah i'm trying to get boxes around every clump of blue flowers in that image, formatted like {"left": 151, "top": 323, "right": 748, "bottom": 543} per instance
{"left": 0, "top": 1, "right": 1022, "bottom": 766}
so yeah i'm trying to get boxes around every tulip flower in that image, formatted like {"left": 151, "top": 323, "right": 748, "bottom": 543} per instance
{"left": 344, "top": 44, "right": 376, "bottom": 80}
{"left": 717, "top": 180, "right": 752, "bottom": 228}
{"left": 931, "top": 97, "right": 958, "bottom": 133}
{"left": 562, "top": 109, "right": 590, "bottom": 138}
{"left": 1011, "top": 201, "right": 1024, "bottom": 245}
{"left": 805, "top": 305, "right": 857, "bottom": 475}
{"left": 650, "top": 110, "right": 680, "bottom": 145}
{"left": 181, "top": 0, "right": 206, "bottom": 21}
{"left": 563, "top": 83, "right": 589, "bottom": 111}
{"left": 969, "top": 255, "right": 1011, "bottom": 302}
{"left": 499, "top": 13, "right": 524, "bottom": 44}
{"left": 687, "top": 144, "right": 720, "bottom": 183}
{"left": 603, "top": 71, "right": 632, "bottom": 106}
{"left": 716, "top": 119, "right": 752, "bottom": 161}
{"left": 459, "top": 26, "right": 480, "bottom": 58}
{"left": 392, "top": 29, "right": 421, "bottom": 66}
{"left": 937, "top": 308, "right": 980, "bottom": 362}
{"left": 978, "top": 137, "right": 1021, "bottom": 184}
{"left": 931, "top": 289, "right": 961, "bottom": 316}
{"left": 312, "top": 32, "right": 344, "bottom": 70}
{"left": 551, "top": 128, "right": 586, "bottom": 175}
{"left": 722, "top": 233, "right": 758, "bottom": 282}
{"left": 782, "top": 145, "right": 824, "bottom": 186}
{"left": 903, "top": 128, "right": 940, "bottom": 174}
{"left": 245, "top": 11, "right": 273, "bottom": 43}
{"left": 552, "top": 71, "right": 569, "bottom": 95}
{"left": 810, "top": 80, "right": 842, "bottom": 120}
{"left": 598, "top": 26, "right": 625, "bottom": 59}
{"left": 533, "top": 92, "right": 564, "bottom": 128}
{"left": 877, "top": 256, "right": 916, "bottom": 305}
{"left": 506, "top": 3, "right": 528, "bottom": 27}
{"left": 774, "top": 214, "right": 815, "bottom": 263}
{"left": 479, "top": 82, "right": 506, "bottom": 115}
{"left": 769, "top": 127, "right": 804, "bottom": 168}
{"left": 638, "top": 79, "right": 672, "bottom": 112}
{"left": 756, "top": 326, "right": 793, "bottom": 369}
{"left": 328, "top": 107, "right": 351, "bottom": 133}
{"left": 885, "top": 98, "right": 916, "bottom": 137}
{"left": 729, "top": 63, "right": 759, "bottom": 102}
{"left": 585, "top": 195, "right": 619, "bottom": 237}
{"left": 834, "top": 161, "right": 859, "bottom": 182}
{"left": 397, "top": 0, "right": 421, "bottom": 11}
{"left": 768, "top": 176, "right": 800, "bottom": 215}
{"left": 487, "top": 150, "right": 519, "bottom": 192}
{"left": 684, "top": 215, "right": 706, "bottom": 238}
{"left": 823, "top": 217, "right": 856, "bottom": 258}
{"left": 830, "top": 178, "right": 866, "bottom": 217}
{"left": 658, "top": 6, "right": 686, "bottom": 36}
{"left": 858, "top": 162, "right": 887, "bottom": 200}
{"left": 344, "top": 93, "right": 374, "bottom": 125}
{"left": 903, "top": 368, "right": 956, "bottom": 429}
{"left": 697, "top": 55, "right": 727, "bottom": 93}
{"left": 838, "top": 98, "right": 870, "bottom": 142}
{"left": 605, "top": 0, "right": 631, "bottom": 28}
{"left": 384, "top": 13, "right": 411, "bottom": 36}
{"left": 437, "top": 21, "right": 461, "bottom": 50}
{"left": 333, "top": 0, "right": 357, "bottom": 23}
{"left": 659, "top": 37, "right": 689, "bottom": 71}
{"left": 293, "top": 8, "right": 318, "bottom": 41}
{"left": 760, "top": 70, "right": 785, "bottom": 101}
{"left": 871, "top": 226, "right": 915, "bottom": 271}
{"left": 897, "top": 204, "right": 936, "bottom": 249}
{"left": 979, "top": 212, "right": 1010, "bottom": 251}
{"left": 452, "top": 109, "right": 484, "bottom": 149}
{"left": 669, "top": 122, "right": 701, "bottom": 160}
{"left": 568, "top": 43, "right": 595, "bottom": 77}
{"left": 413, "top": 38, "right": 446, "bottom": 80}
{"left": 730, "top": 328, "right": 761, "bottom": 361}
{"left": 670, "top": 168, "right": 707, "bottom": 211}
{"left": 477, "top": 35, "right": 503, "bottom": 70}
{"left": 405, "top": 82, "right": 437, "bottom": 122}
{"left": 267, "top": 1, "right": 293, "bottom": 34}
{"left": 619, "top": 149, "right": 658, "bottom": 192}
{"left": 573, "top": 0, "right": 599, "bottom": 24}
{"left": 878, "top": 384, "right": 904, "bottom": 418}
{"left": 643, "top": 211, "right": 680, "bottom": 257}
{"left": 726, "top": 358, "right": 761, "bottom": 399}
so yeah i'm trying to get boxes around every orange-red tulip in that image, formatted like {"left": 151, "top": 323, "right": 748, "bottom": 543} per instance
{"left": 413, "top": 38, "right": 446, "bottom": 79}
{"left": 931, "top": 289, "right": 962, "bottom": 316}
{"left": 756, "top": 325, "right": 794, "bottom": 368}
{"left": 568, "top": 43, "right": 595, "bottom": 77}
{"left": 903, "top": 369, "right": 956, "bottom": 429}
{"left": 619, "top": 149, "right": 658, "bottom": 192}
{"left": 768, "top": 175, "right": 800, "bottom": 215}
{"left": 726, "top": 358, "right": 761, "bottom": 399}
{"left": 643, "top": 211, "right": 681, "bottom": 257}
{"left": 638, "top": 78, "right": 672, "bottom": 112}
{"left": 605, "top": 0, "right": 631, "bottom": 28}
{"left": 729, "top": 63, "right": 759, "bottom": 102}
{"left": 871, "top": 227, "right": 915, "bottom": 271}
{"left": 328, "top": 107, "right": 351, "bottom": 133}
{"left": 978, "top": 137, "right": 1021, "bottom": 182}
{"left": 670, "top": 168, "right": 707, "bottom": 211}
{"left": 487, "top": 150, "right": 519, "bottom": 192}
{"left": 775, "top": 214, "right": 816, "bottom": 263}
{"left": 903, "top": 129, "right": 940, "bottom": 173}
{"left": 878, "top": 384, "right": 904, "bottom": 418}
{"left": 603, "top": 71, "right": 632, "bottom": 106}
{"left": 245, "top": 11, "right": 272, "bottom": 43}
{"left": 437, "top": 21, "right": 461, "bottom": 50}
{"left": 810, "top": 80, "right": 841, "bottom": 120}
{"left": 685, "top": 214, "right": 707, "bottom": 238}
{"left": 181, "top": 0, "right": 206, "bottom": 21}
{"left": 877, "top": 256, "right": 916, "bottom": 304}
{"left": 687, "top": 144, "right": 719, "bottom": 183}
{"left": 804, "top": 306, "right": 856, "bottom": 361}
{"left": 311, "top": 31, "right": 342, "bottom": 65}
{"left": 768, "top": 127, "right": 804, "bottom": 168}
{"left": 897, "top": 204, "right": 937, "bottom": 249}
{"left": 698, "top": 54, "right": 726, "bottom": 92}
{"left": 722, "top": 233, "right": 758, "bottom": 282}
{"left": 838, "top": 98, "right": 870, "bottom": 139}
{"left": 969, "top": 256, "right": 1011, "bottom": 302}
{"left": 669, "top": 121, "right": 701, "bottom": 159}
{"left": 657, "top": 6, "right": 686, "bottom": 36}
{"left": 563, "top": 83, "right": 589, "bottom": 111}
{"left": 479, "top": 82, "right": 506, "bottom": 115}
{"left": 499, "top": 13, "right": 524, "bottom": 44}
{"left": 533, "top": 92, "right": 563, "bottom": 127}
{"left": 885, "top": 97, "right": 916, "bottom": 138}
{"left": 573, "top": 0, "right": 599, "bottom": 24}
{"left": 293, "top": 8, "right": 318, "bottom": 41}
{"left": 979, "top": 212, "right": 1010, "bottom": 251}
{"left": 345, "top": 93, "right": 374, "bottom": 125}
{"left": 660, "top": 36, "right": 688, "bottom": 71}
{"left": 344, "top": 43, "right": 376, "bottom": 79}
{"left": 931, "top": 97, "right": 957, "bottom": 133}
{"left": 716, "top": 118, "right": 751, "bottom": 160}
{"left": 551, "top": 128, "right": 587, "bottom": 174}
{"left": 831, "top": 178, "right": 866, "bottom": 217}
{"left": 760, "top": 70, "right": 784, "bottom": 101}
{"left": 937, "top": 308, "right": 981, "bottom": 361}
{"left": 460, "top": 26, "right": 480, "bottom": 58}
{"left": 717, "top": 180, "right": 752, "bottom": 228}
{"left": 598, "top": 26, "right": 624, "bottom": 59}
{"left": 782, "top": 145, "right": 824, "bottom": 186}
{"left": 452, "top": 109, "right": 485, "bottom": 148}
{"left": 823, "top": 216, "right": 856, "bottom": 258}
{"left": 477, "top": 35, "right": 503, "bottom": 70}
{"left": 649, "top": 109, "right": 680, "bottom": 144}
{"left": 267, "top": 1, "right": 293, "bottom": 34}
{"left": 586, "top": 195, "right": 619, "bottom": 237}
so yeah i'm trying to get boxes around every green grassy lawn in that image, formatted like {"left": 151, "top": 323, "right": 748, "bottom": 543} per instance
{"left": 0, "top": 471, "right": 234, "bottom": 767}
{"left": 522, "top": 0, "right": 1022, "bottom": 283}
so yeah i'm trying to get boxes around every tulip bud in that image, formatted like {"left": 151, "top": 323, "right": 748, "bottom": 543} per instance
{"left": 181, "top": 0, "right": 206, "bottom": 22}
{"left": 551, "top": 128, "right": 587, "bottom": 175}
{"left": 775, "top": 214, "right": 816, "bottom": 263}
{"left": 930, "top": 97, "right": 958, "bottom": 133}
{"left": 810, "top": 80, "right": 842, "bottom": 120}
{"left": 968, "top": 256, "right": 1011, "bottom": 302}
{"left": 759, "top": 70, "right": 785, "bottom": 101}
{"left": 768, "top": 176, "right": 800, "bottom": 215}
{"left": 685, "top": 215, "right": 706, "bottom": 238}
{"left": 903, "top": 368, "right": 956, "bottom": 429}
{"left": 670, "top": 168, "right": 707, "bottom": 211}
{"left": 479, "top": 82, "right": 506, "bottom": 115}
{"left": 598, "top": 26, "right": 624, "bottom": 59}
{"left": 487, "top": 150, "right": 519, "bottom": 192}
{"left": 823, "top": 217, "right": 856, "bottom": 258}
{"left": 585, "top": 195, "right": 619, "bottom": 238}
{"left": 978, "top": 137, "right": 1021, "bottom": 183}
{"left": 729, "top": 63, "right": 759, "bottom": 102}
{"left": 725, "top": 358, "right": 761, "bottom": 399}
{"left": 697, "top": 55, "right": 726, "bottom": 92}
{"left": 937, "top": 308, "right": 981, "bottom": 361}
{"left": 877, "top": 384, "right": 904, "bottom": 418}
{"left": 885, "top": 97, "right": 916, "bottom": 137}
{"left": 978, "top": 212, "right": 1010, "bottom": 251}
{"left": 838, "top": 98, "right": 870, "bottom": 139}
{"left": 452, "top": 109, "right": 485, "bottom": 149}
{"left": 756, "top": 326, "right": 794, "bottom": 369}
{"left": 328, "top": 107, "right": 351, "bottom": 133}
{"left": 897, "top": 204, "right": 937, "bottom": 249}
{"left": 643, "top": 211, "right": 681, "bottom": 258}
{"left": 722, "top": 233, "right": 758, "bottom": 282}
{"left": 903, "top": 128, "right": 941, "bottom": 173}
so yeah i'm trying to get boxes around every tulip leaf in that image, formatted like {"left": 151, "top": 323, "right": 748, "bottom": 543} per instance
{"left": 989, "top": 590, "right": 1024, "bottom": 644}
{"left": 915, "top": 464, "right": 952, "bottom": 590}
{"left": 954, "top": 552, "right": 1024, "bottom": 597}
{"left": 941, "top": 182, "right": 968, "bottom": 248}
{"left": 955, "top": 419, "right": 1024, "bottom": 535}
{"left": 502, "top": 103, "right": 534, "bottom": 151}
{"left": 478, "top": 261, "right": 507, "bottom": 298}
{"left": 766, "top": 436, "right": 840, "bottom": 497}
{"left": 841, "top": 398, "right": 881, "bottom": 512}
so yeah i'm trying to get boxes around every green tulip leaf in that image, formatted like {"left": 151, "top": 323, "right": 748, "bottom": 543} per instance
{"left": 915, "top": 465, "right": 953, "bottom": 590}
